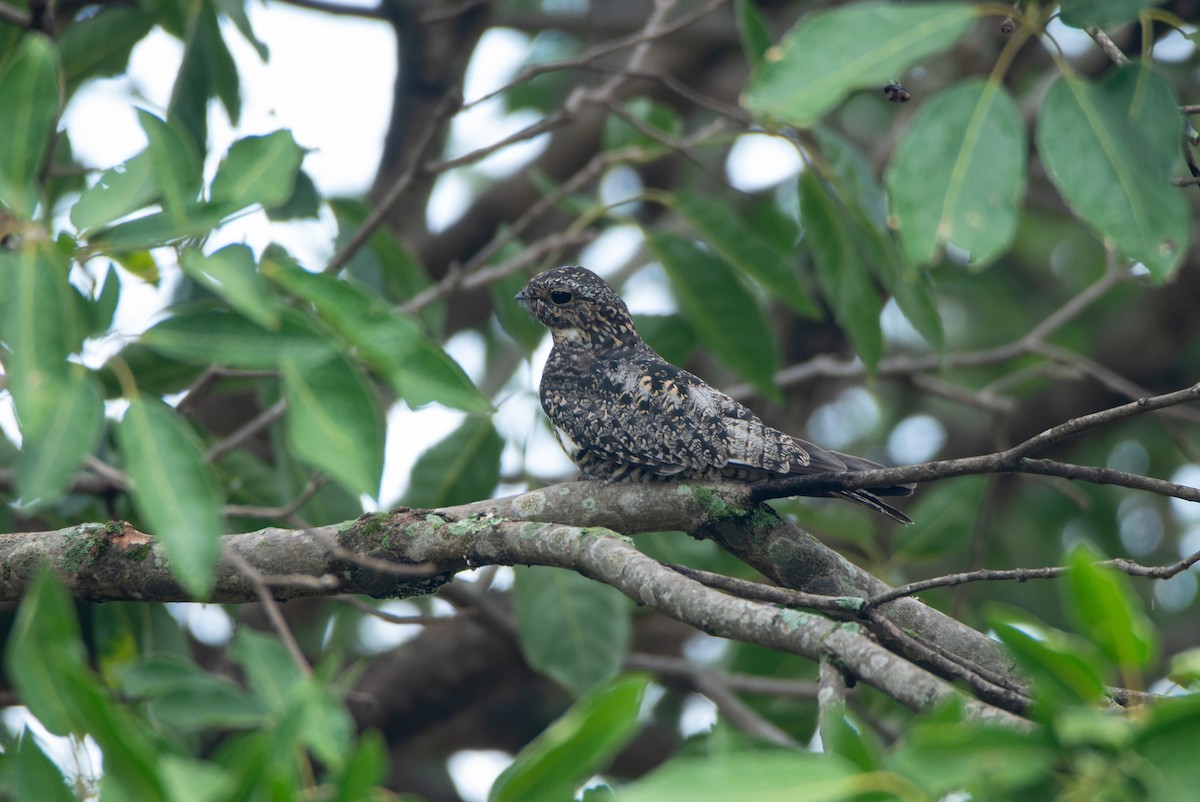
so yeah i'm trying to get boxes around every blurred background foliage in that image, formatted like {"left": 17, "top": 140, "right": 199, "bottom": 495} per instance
{"left": 0, "top": 0, "right": 1199, "bottom": 799}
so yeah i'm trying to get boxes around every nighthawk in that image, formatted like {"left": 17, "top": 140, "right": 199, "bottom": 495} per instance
{"left": 515, "top": 265, "right": 914, "bottom": 523}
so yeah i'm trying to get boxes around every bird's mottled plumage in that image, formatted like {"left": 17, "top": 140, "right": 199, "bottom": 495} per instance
{"left": 516, "top": 265, "right": 913, "bottom": 523}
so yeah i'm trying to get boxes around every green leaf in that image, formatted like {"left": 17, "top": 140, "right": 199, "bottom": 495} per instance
{"left": 890, "top": 719, "right": 1055, "bottom": 796}
{"left": 282, "top": 353, "right": 385, "bottom": 498}
{"left": 58, "top": 6, "right": 155, "bottom": 89}
{"left": 1059, "top": 0, "right": 1157, "bottom": 29}
{"left": 266, "top": 167, "right": 321, "bottom": 221}
{"left": 333, "top": 731, "right": 387, "bottom": 802}
{"left": 648, "top": 232, "right": 780, "bottom": 396}
{"left": 1037, "top": 66, "right": 1188, "bottom": 280}
{"left": 622, "top": 751, "right": 858, "bottom": 802}
{"left": 810, "top": 129, "right": 943, "bottom": 346}
{"left": 16, "top": 371, "right": 103, "bottom": 509}
{"left": 674, "top": 193, "right": 819, "bottom": 317}
{"left": 87, "top": 201, "right": 242, "bottom": 252}
{"left": 212, "top": 0, "right": 269, "bottom": 60}
{"left": 633, "top": 313, "right": 697, "bottom": 367}
{"left": 118, "top": 396, "right": 224, "bottom": 598}
{"left": 1134, "top": 694, "right": 1200, "bottom": 800}
{"left": 734, "top": 0, "right": 773, "bottom": 68}
{"left": 797, "top": 171, "right": 883, "bottom": 368}
{"left": 603, "top": 97, "right": 681, "bottom": 152}
{"left": 512, "top": 565, "right": 631, "bottom": 697}
{"left": 158, "top": 757, "right": 235, "bottom": 802}
{"left": 4, "top": 731, "right": 76, "bottom": 802}
{"left": 490, "top": 675, "right": 648, "bottom": 802}
{"left": 6, "top": 572, "right": 91, "bottom": 735}
{"left": 886, "top": 78, "right": 1026, "bottom": 268}
{"left": 210, "top": 130, "right": 305, "bottom": 210}
{"left": 493, "top": 269, "right": 546, "bottom": 351}
{"left": 1064, "top": 542, "right": 1157, "bottom": 671}
{"left": 167, "top": 3, "right": 219, "bottom": 149}
{"left": 137, "top": 109, "right": 202, "bottom": 225}
{"left": 141, "top": 308, "right": 337, "bottom": 369}
{"left": 744, "top": 2, "right": 976, "bottom": 127}
{"left": 265, "top": 260, "right": 489, "bottom": 411}
{"left": 232, "top": 629, "right": 302, "bottom": 711}
{"left": 1, "top": 242, "right": 77, "bottom": 434}
{"left": 93, "top": 263, "right": 121, "bottom": 333}
{"left": 987, "top": 604, "right": 1108, "bottom": 714}
{"left": 402, "top": 416, "right": 503, "bottom": 507}
{"left": 180, "top": 244, "right": 282, "bottom": 329}
{"left": 0, "top": 32, "right": 60, "bottom": 218}
{"left": 7, "top": 576, "right": 168, "bottom": 796}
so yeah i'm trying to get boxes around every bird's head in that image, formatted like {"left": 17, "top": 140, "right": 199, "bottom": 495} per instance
{"left": 516, "top": 265, "right": 640, "bottom": 349}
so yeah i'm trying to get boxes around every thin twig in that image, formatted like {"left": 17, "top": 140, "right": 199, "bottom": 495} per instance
{"left": 625, "top": 653, "right": 821, "bottom": 698}
{"left": 224, "top": 549, "right": 313, "bottom": 678}
{"left": 205, "top": 399, "right": 288, "bottom": 464}
{"left": 745, "top": 381, "right": 1200, "bottom": 503}
{"left": 692, "top": 671, "right": 802, "bottom": 748}
{"left": 0, "top": 1, "right": 30, "bottom": 26}
{"left": 337, "top": 595, "right": 455, "bottom": 625}
{"left": 223, "top": 475, "right": 328, "bottom": 520}
{"left": 867, "top": 549, "right": 1200, "bottom": 609}
{"left": 1086, "top": 26, "right": 1130, "bottom": 65}
{"left": 325, "top": 91, "right": 463, "bottom": 274}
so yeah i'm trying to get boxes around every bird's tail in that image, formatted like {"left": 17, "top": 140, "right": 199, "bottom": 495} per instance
{"left": 838, "top": 489, "right": 913, "bottom": 525}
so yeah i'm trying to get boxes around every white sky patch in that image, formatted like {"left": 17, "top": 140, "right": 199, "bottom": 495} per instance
{"left": 165, "top": 603, "right": 234, "bottom": 646}
{"left": 1042, "top": 18, "right": 1097, "bottom": 59}
{"left": 887, "top": 414, "right": 946, "bottom": 465}
{"left": 725, "top": 132, "right": 804, "bottom": 192}
{"left": 679, "top": 693, "right": 718, "bottom": 736}
{"left": 448, "top": 750, "right": 512, "bottom": 802}
{"left": 580, "top": 224, "right": 644, "bottom": 276}
{"left": 356, "top": 600, "right": 425, "bottom": 653}
{"left": 1169, "top": 465, "right": 1200, "bottom": 523}
{"left": 1, "top": 709, "right": 103, "bottom": 798}
{"left": 621, "top": 263, "right": 676, "bottom": 316}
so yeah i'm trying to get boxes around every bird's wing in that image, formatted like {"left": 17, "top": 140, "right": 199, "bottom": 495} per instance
{"left": 546, "top": 353, "right": 731, "bottom": 473}
{"left": 712, "top": 393, "right": 848, "bottom": 475}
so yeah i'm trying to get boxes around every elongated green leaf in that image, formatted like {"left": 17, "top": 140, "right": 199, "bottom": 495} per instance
{"left": 5, "top": 731, "right": 76, "bottom": 802}
{"left": 493, "top": 269, "right": 546, "bottom": 351}
{"left": 1, "top": 243, "right": 75, "bottom": 435}
{"left": 987, "top": 605, "right": 1107, "bottom": 715}
{"left": 118, "top": 396, "right": 224, "bottom": 598}
{"left": 886, "top": 79, "right": 1026, "bottom": 268}
{"left": 333, "top": 731, "right": 387, "bottom": 802}
{"left": 6, "top": 572, "right": 91, "bottom": 735}
{"left": 71, "top": 151, "right": 158, "bottom": 232}
{"left": 282, "top": 353, "right": 384, "bottom": 498}
{"left": 811, "top": 129, "right": 943, "bottom": 346}
{"left": 168, "top": 3, "right": 219, "bottom": 150}
{"left": 8, "top": 574, "right": 167, "bottom": 800}
{"left": 798, "top": 172, "right": 883, "bottom": 368}
{"left": 623, "top": 751, "right": 858, "bottom": 802}
{"left": 490, "top": 675, "right": 648, "bottom": 802}
{"left": 141, "top": 308, "right": 336, "bottom": 368}
{"left": 675, "top": 193, "right": 819, "bottom": 317}
{"left": 512, "top": 565, "right": 631, "bottom": 697}
{"left": 232, "top": 629, "right": 302, "bottom": 711}
{"left": 210, "top": 130, "right": 305, "bottom": 210}
{"left": 1037, "top": 66, "right": 1188, "bottom": 280}
{"left": 1059, "top": 0, "right": 1155, "bottom": 29}
{"left": 158, "top": 757, "right": 234, "bottom": 802}
{"left": 58, "top": 6, "right": 154, "bottom": 89}
{"left": 402, "top": 416, "right": 502, "bottom": 507}
{"left": 180, "top": 245, "right": 281, "bottom": 329}
{"left": 265, "top": 261, "right": 489, "bottom": 411}
{"left": 137, "top": 109, "right": 201, "bottom": 225}
{"left": 648, "top": 231, "right": 780, "bottom": 396}
{"left": 87, "top": 201, "right": 242, "bottom": 252}
{"left": 93, "top": 263, "right": 121, "bottom": 333}
{"left": 17, "top": 372, "right": 103, "bottom": 509}
{"left": 0, "top": 33, "right": 60, "bottom": 217}
{"left": 744, "top": 2, "right": 976, "bottom": 126}
{"left": 1065, "top": 543, "right": 1157, "bottom": 671}
{"left": 890, "top": 720, "right": 1055, "bottom": 797}
{"left": 734, "top": 0, "right": 772, "bottom": 68}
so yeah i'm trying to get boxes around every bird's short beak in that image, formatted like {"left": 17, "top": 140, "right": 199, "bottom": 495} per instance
{"left": 514, "top": 288, "right": 530, "bottom": 303}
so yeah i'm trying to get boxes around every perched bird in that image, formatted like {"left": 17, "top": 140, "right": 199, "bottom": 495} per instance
{"left": 515, "top": 265, "right": 914, "bottom": 523}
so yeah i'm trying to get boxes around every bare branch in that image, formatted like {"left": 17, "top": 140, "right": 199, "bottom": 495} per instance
{"left": 225, "top": 549, "right": 313, "bottom": 678}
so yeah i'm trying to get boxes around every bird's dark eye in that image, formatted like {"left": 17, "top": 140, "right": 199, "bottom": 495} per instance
{"left": 550, "top": 290, "right": 573, "bottom": 305}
